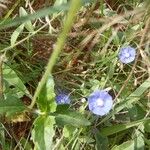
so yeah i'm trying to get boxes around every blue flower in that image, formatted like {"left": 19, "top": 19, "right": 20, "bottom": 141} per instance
{"left": 56, "top": 92, "right": 71, "bottom": 105}
{"left": 87, "top": 90, "right": 113, "bottom": 116}
{"left": 119, "top": 46, "right": 136, "bottom": 64}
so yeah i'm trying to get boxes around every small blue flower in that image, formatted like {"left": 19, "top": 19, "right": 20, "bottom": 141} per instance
{"left": 88, "top": 90, "right": 113, "bottom": 116}
{"left": 56, "top": 92, "right": 71, "bottom": 105}
{"left": 119, "top": 46, "right": 136, "bottom": 64}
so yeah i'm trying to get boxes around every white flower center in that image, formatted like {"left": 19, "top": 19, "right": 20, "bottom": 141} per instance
{"left": 96, "top": 98, "right": 104, "bottom": 107}
{"left": 61, "top": 98, "right": 66, "bottom": 103}
{"left": 124, "top": 52, "right": 130, "bottom": 57}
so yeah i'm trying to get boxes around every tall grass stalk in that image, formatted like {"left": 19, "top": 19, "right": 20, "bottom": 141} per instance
{"left": 29, "top": 0, "right": 81, "bottom": 109}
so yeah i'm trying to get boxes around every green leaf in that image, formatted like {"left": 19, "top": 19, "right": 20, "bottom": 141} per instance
{"left": 3, "top": 64, "right": 31, "bottom": 98}
{"left": 0, "top": 96, "right": 26, "bottom": 116}
{"left": 19, "top": 7, "right": 34, "bottom": 32}
{"left": 19, "top": 7, "right": 27, "bottom": 16}
{"left": 111, "top": 140, "right": 134, "bottom": 150}
{"left": 10, "top": 24, "right": 24, "bottom": 46}
{"left": 32, "top": 116, "right": 55, "bottom": 150}
{"left": 101, "top": 118, "right": 150, "bottom": 136}
{"left": 53, "top": 0, "right": 67, "bottom": 17}
{"left": 54, "top": 109, "right": 91, "bottom": 127}
{"left": 128, "top": 104, "right": 145, "bottom": 121}
{"left": 56, "top": 105, "right": 70, "bottom": 112}
{"left": 94, "top": 129, "right": 108, "bottom": 150}
{"left": 63, "top": 125, "right": 76, "bottom": 138}
{"left": 37, "top": 75, "right": 56, "bottom": 112}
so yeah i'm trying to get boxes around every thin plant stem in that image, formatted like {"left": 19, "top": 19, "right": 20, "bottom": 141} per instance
{"left": 29, "top": 0, "right": 81, "bottom": 109}
{"left": 0, "top": 54, "right": 5, "bottom": 100}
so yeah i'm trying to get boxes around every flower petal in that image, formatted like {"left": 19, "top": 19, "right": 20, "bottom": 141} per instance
{"left": 119, "top": 46, "right": 136, "bottom": 64}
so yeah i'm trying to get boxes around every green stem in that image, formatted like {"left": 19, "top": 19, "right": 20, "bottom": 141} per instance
{"left": 0, "top": 55, "right": 4, "bottom": 100}
{"left": 29, "top": 0, "right": 81, "bottom": 109}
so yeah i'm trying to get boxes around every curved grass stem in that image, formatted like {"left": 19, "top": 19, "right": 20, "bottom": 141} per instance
{"left": 29, "top": 0, "right": 81, "bottom": 109}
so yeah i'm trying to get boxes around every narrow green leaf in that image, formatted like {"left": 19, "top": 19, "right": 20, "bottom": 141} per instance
{"left": 111, "top": 140, "right": 134, "bottom": 150}
{"left": 101, "top": 118, "right": 150, "bottom": 136}
{"left": 37, "top": 75, "right": 56, "bottom": 112}
{"left": 53, "top": 0, "right": 67, "bottom": 17}
{"left": 19, "top": 7, "right": 34, "bottom": 32}
{"left": 10, "top": 24, "right": 24, "bottom": 46}
{"left": 19, "top": 7, "right": 28, "bottom": 16}
{"left": 0, "top": 96, "right": 26, "bottom": 116}
{"left": 54, "top": 109, "right": 91, "bottom": 127}
{"left": 32, "top": 116, "right": 55, "bottom": 150}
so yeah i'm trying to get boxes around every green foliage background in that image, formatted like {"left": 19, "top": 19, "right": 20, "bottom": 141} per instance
{"left": 0, "top": 0, "right": 150, "bottom": 149}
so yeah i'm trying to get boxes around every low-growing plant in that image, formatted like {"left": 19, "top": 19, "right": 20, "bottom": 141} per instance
{"left": 0, "top": 0, "right": 150, "bottom": 150}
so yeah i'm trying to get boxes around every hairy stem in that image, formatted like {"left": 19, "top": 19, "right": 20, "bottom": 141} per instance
{"left": 29, "top": 0, "right": 81, "bottom": 109}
